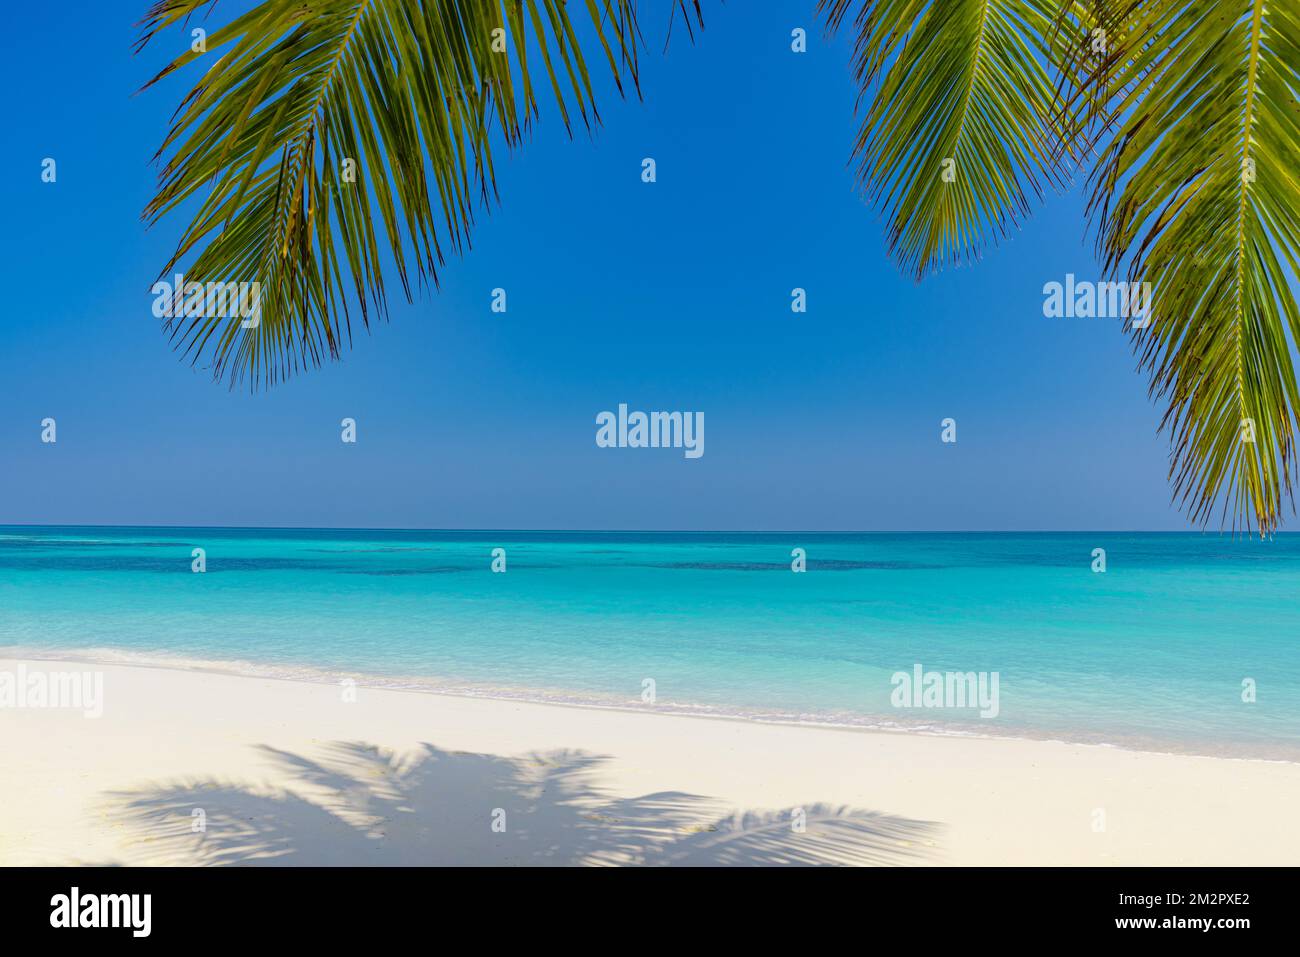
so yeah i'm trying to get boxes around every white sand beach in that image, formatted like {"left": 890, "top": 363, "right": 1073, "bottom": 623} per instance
{"left": 2, "top": 656, "right": 1297, "bottom": 866}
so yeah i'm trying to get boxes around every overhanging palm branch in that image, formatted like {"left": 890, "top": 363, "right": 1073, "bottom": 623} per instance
{"left": 139, "top": 0, "right": 641, "bottom": 388}
{"left": 819, "top": 0, "right": 1083, "bottom": 278}
{"left": 1082, "top": 0, "right": 1300, "bottom": 534}
{"left": 822, "top": 0, "right": 1300, "bottom": 533}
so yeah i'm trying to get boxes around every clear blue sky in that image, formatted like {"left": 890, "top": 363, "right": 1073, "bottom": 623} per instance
{"left": 0, "top": 3, "right": 1196, "bottom": 530}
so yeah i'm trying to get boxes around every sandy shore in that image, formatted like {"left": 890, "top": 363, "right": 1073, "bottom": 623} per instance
{"left": 2, "top": 656, "right": 1297, "bottom": 866}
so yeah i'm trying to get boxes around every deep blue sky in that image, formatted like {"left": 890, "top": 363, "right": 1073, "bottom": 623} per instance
{"left": 1, "top": 3, "right": 1201, "bottom": 530}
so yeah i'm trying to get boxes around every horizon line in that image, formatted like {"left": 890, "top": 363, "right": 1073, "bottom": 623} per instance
{"left": 0, "top": 523, "right": 1281, "bottom": 536}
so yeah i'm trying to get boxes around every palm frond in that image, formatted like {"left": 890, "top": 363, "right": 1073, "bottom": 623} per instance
{"left": 819, "top": 0, "right": 1083, "bottom": 278}
{"left": 1086, "top": 0, "right": 1300, "bottom": 534}
{"left": 139, "top": 0, "right": 640, "bottom": 389}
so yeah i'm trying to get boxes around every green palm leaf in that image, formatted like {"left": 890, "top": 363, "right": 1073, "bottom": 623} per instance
{"left": 139, "top": 0, "right": 640, "bottom": 388}
{"left": 1085, "top": 0, "right": 1300, "bottom": 533}
{"left": 823, "top": 0, "right": 1300, "bottom": 533}
{"left": 819, "top": 0, "right": 1081, "bottom": 278}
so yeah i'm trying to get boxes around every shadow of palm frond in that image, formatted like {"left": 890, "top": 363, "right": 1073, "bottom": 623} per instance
{"left": 646, "top": 806, "right": 940, "bottom": 866}
{"left": 101, "top": 741, "right": 942, "bottom": 866}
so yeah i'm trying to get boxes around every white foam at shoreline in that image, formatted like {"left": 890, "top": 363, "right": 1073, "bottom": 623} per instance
{"left": 3, "top": 643, "right": 1296, "bottom": 764}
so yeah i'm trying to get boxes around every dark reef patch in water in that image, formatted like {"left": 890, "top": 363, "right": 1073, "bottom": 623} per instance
{"left": 649, "top": 559, "right": 948, "bottom": 571}
{"left": 0, "top": 538, "right": 188, "bottom": 550}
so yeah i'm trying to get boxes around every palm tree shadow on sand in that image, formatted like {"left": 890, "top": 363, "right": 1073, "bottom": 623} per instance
{"left": 101, "top": 741, "right": 942, "bottom": 866}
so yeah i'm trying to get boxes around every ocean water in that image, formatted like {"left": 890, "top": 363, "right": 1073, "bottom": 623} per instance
{"left": 1, "top": 527, "right": 1297, "bottom": 759}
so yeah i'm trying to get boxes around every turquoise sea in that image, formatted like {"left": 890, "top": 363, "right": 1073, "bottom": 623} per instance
{"left": 1, "top": 527, "right": 1296, "bottom": 759}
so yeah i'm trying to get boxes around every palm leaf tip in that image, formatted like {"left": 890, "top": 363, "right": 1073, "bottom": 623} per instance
{"left": 819, "top": 0, "right": 1080, "bottom": 279}
{"left": 141, "top": 0, "right": 641, "bottom": 390}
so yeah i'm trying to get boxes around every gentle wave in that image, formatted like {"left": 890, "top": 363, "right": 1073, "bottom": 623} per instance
{"left": 3, "top": 643, "right": 1296, "bottom": 764}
